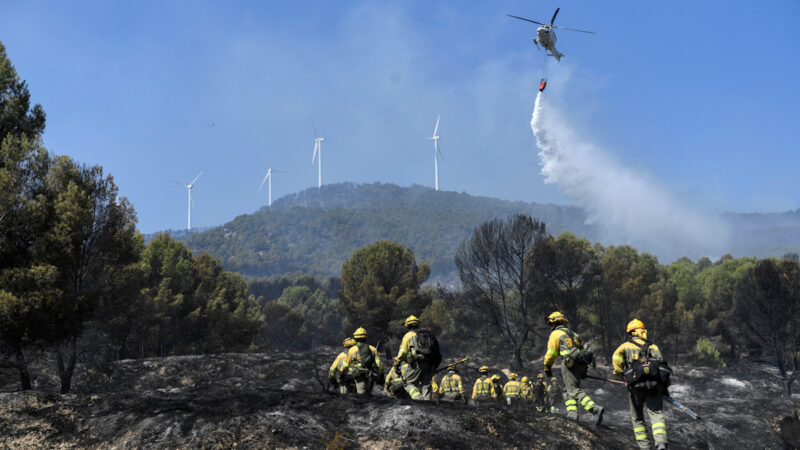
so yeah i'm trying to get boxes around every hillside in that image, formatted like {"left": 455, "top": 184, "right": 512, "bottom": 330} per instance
{"left": 183, "top": 183, "right": 597, "bottom": 280}
{"left": 169, "top": 183, "right": 800, "bottom": 281}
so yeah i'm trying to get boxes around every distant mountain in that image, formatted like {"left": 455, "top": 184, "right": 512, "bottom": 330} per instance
{"left": 156, "top": 183, "right": 799, "bottom": 281}
{"left": 181, "top": 183, "right": 598, "bottom": 281}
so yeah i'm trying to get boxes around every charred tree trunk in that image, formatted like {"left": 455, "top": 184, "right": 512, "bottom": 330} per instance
{"left": 56, "top": 335, "right": 78, "bottom": 394}
{"left": 14, "top": 345, "right": 32, "bottom": 390}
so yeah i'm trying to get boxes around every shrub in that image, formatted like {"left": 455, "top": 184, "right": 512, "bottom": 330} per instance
{"left": 693, "top": 337, "right": 726, "bottom": 367}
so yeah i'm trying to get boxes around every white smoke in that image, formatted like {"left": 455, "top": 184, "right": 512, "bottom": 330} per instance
{"left": 531, "top": 91, "right": 728, "bottom": 261}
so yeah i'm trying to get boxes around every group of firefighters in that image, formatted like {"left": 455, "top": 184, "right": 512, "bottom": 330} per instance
{"left": 328, "top": 312, "right": 671, "bottom": 450}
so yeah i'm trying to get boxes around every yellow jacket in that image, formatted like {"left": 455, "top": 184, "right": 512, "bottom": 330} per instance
{"left": 385, "top": 362, "right": 409, "bottom": 396}
{"left": 395, "top": 330, "right": 417, "bottom": 365}
{"left": 543, "top": 325, "right": 582, "bottom": 369}
{"left": 329, "top": 351, "right": 348, "bottom": 378}
{"left": 612, "top": 329, "right": 664, "bottom": 378}
{"left": 438, "top": 373, "right": 464, "bottom": 396}
{"left": 520, "top": 382, "right": 532, "bottom": 400}
{"left": 472, "top": 375, "right": 496, "bottom": 400}
{"left": 503, "top": 380, "right": 522, "bottom": 398}
{"left": 343, "top": 343, "right": 383, "bottom": 374}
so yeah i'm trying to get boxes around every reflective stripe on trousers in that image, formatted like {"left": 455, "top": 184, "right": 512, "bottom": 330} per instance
{"left": 580, "top": 395, "right": 595, "bottom": 411}
{"left": 633, "top": 425, "right": 647, "bottom": 441}
{"left": 565, "top": 399, "right": 577, "bottom": 412}
{"left": 652, "top": 422, "right": 667, "bottom": 436}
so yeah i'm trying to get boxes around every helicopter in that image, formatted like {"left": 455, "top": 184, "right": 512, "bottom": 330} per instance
{"left": 508, "top": 8, "right": 594, "bottom": 61}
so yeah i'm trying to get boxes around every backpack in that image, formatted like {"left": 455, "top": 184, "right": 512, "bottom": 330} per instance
{"left": 561, "top": 329, "right": 594, "bottom": 368}
{"left": 356, "top": 342, "right": 375, "bottom": 374}
{"left": 410, "top": 328, "right": 442, "bottom": 368}
{"left": 623, "top": 341, "right": 672, "bottom": 389}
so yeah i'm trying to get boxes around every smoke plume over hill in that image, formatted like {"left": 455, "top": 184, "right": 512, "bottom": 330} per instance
{"left": 531, "top": 91, "right": 729, "bottom": 260}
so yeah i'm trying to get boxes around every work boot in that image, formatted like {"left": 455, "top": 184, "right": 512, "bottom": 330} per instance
{"left": 592, "top": 405, "right": 604, "bottom": 425}
{"left": 655, "top": 444, "right": 667, "bottom": 450}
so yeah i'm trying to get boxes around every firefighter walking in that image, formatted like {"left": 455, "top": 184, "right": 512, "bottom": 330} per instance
{"left": 543, "top": 311, "right": 604, "bottom": 424}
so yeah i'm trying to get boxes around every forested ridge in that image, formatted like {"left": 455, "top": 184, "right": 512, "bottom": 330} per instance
{"left": 182, "top": 183, "right": 598, "bottom": 279}
{"left": 168, "top": 183, "right": 800, "bottom": 282}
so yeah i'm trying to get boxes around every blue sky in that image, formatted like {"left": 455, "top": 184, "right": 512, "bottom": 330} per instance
{"left": 1, "top": 0, "right": 798, "bottom": 233}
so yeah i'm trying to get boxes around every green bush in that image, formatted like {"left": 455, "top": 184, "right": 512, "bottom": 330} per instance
{"left": 693, "top": 337, "right": 726, "bottom": 367}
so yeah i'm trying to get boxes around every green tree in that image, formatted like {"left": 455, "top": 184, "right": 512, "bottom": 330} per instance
{"left": 589, "top": 245, "right": 660, "bottom": 356}
{"left": 37, "top": 156, "right": 140, "bottom": 393}
{"left": 339, "top": 240, "right": 431, "bottom": 353}
{"left": 0, "top": 42, "right": 46, "bottom": 141}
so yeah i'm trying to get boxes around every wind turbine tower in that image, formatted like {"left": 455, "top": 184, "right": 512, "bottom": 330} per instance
{"left": 312, "top": 123, "right": 325, "bottom": 188}
{"left": 427, "top": 114, "right": 442, "bottom": 191}
{"left": 259, "top": 167, "right": 281, "bottom": 208}
{"left": 182, "top": 171, "right": 203, "bottom": 231}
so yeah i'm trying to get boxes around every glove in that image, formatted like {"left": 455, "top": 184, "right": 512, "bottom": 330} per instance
{"left": 544, "top": 367, "right": 553, "bottom": 378}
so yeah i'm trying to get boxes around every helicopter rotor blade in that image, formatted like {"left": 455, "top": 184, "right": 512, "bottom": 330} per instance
{"left": 550, "top": 8, "right": 560, "bottom": 26}
{"left": 552, "top": 25, "right": 595, "bottom": 34}
{"left": 507, "top": 14, "right": 545, "bottom": 26}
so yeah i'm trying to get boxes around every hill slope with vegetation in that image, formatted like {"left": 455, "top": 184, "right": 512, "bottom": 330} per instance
{"left": 184, "top": 183, "right": 597, "bottom": 280}
{"left": 181, "top": 183, "right": 800, "bottom": 280}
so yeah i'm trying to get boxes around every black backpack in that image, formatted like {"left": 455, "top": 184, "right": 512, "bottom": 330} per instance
{"left": 356, "top": 342, "right": 375, "bottom": 373}
{"left": 411, "top": 328, "right": 442, "bottom": 368}
{"left": 623, "top": 341, "right": 672, "bottom": 389}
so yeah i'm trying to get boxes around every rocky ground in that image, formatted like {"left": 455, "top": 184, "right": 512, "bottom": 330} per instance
{"left": 0, "top": 350, "right": 798, "bottom": 449}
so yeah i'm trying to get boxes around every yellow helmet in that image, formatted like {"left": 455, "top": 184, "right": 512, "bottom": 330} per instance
{"left": 626, "top": 319, "right": 646, "bottom": 334}
{"left": 479, "top": 365, "right": 489, "bottom": 373}
{"left": 404, "top": 315, "right": 420, "bottom": 327}
{"left": 521, "top": 376, "right": 529, "bottom": 383}
{"left": 551, "top": 376, "right": 558, "bottom": 383}
{"left": 490, "top": 375, "right": 501, "bottom": 381}
{"left": 342, "top": 337, "right": 355, "bottom": 348}
{"left": 353, "top": 327, "right": 368, "bottom": 339}
{"left": 509, "top": 373, "right": 518, "bottom": 380}
{"left": 547, "top": 311, "right": 568, "bottom": 326}
{"left": 537, "top": 373, "right": 544, "bottom": 379}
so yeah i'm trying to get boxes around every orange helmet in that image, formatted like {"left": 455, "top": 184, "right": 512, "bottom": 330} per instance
{"left": 626, "top": 319, "right": 646, "bottom": 334}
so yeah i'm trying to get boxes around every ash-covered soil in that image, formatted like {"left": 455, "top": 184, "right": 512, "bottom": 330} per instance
{"left": 0, "top": 350, "right": 798, "bottom": 449}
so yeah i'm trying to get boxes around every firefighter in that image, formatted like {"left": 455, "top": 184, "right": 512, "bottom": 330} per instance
{"left": 543, "top": 311, "right": 604, "bottom": 424}
{"left": 502, "top": 373, "right": 522, "bottom": 409}
{"left": 520, "top": 376, "right": 533, "bottom": 410}
{"left": 385, "top": 362, "right": 410, "bottom": 398}
{"left": 613, "top": 319, "right": 670, "bottom": 450}
{"left": 342, "top": 327, "right": 383, "bottom": 395}
{"left": 533, "top": 373, "right": 549, "bottom": 412}
{"left": 471, "top": 366, "right": 496, "bottom": 405}
{"left": 329, "top": 337, "right": 356, "bottom": 394}
{"left": 394, "top": 315, "right": 440, "bottom": 401}
{"left": 437, "top": 366, "right": 466, "bottom": 403}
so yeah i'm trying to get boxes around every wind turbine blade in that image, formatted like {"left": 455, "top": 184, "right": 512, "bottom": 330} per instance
{"left": 189, "top": 171, "right": 204, "bottom": 186}
{"left": 258, "top": 172, "right": 270, "bottom": 190}
{"left": 436, "top": 142, "right": 444, "bottom": 161}
{"left": 170, "top": 180, "right": 186, "bottom": 187}
{"left": 312, "top": 142, "right": 318, "bottom": 163}
{"left": 311, "top": 120, "right": 319, "bottom": 139}
{"left": 433, "top": 114, "right": 440, "bottom": 136}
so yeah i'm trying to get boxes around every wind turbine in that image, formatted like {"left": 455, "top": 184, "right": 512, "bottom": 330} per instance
{"left": 311, "top": 122, "right": 325, "bottom": 188}
{"left": 258, "top": 167, "right": 284, "bottom": 208}
{"left": 176, "top": 172, "right": 203, "bottom": 231}
{"left": 427, "top": 114, "right": 442, "bottom": 191}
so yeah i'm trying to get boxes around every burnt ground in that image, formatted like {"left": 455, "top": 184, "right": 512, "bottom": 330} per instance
{"left": 0, "top": 350, "right": 798, "bottom": 449}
